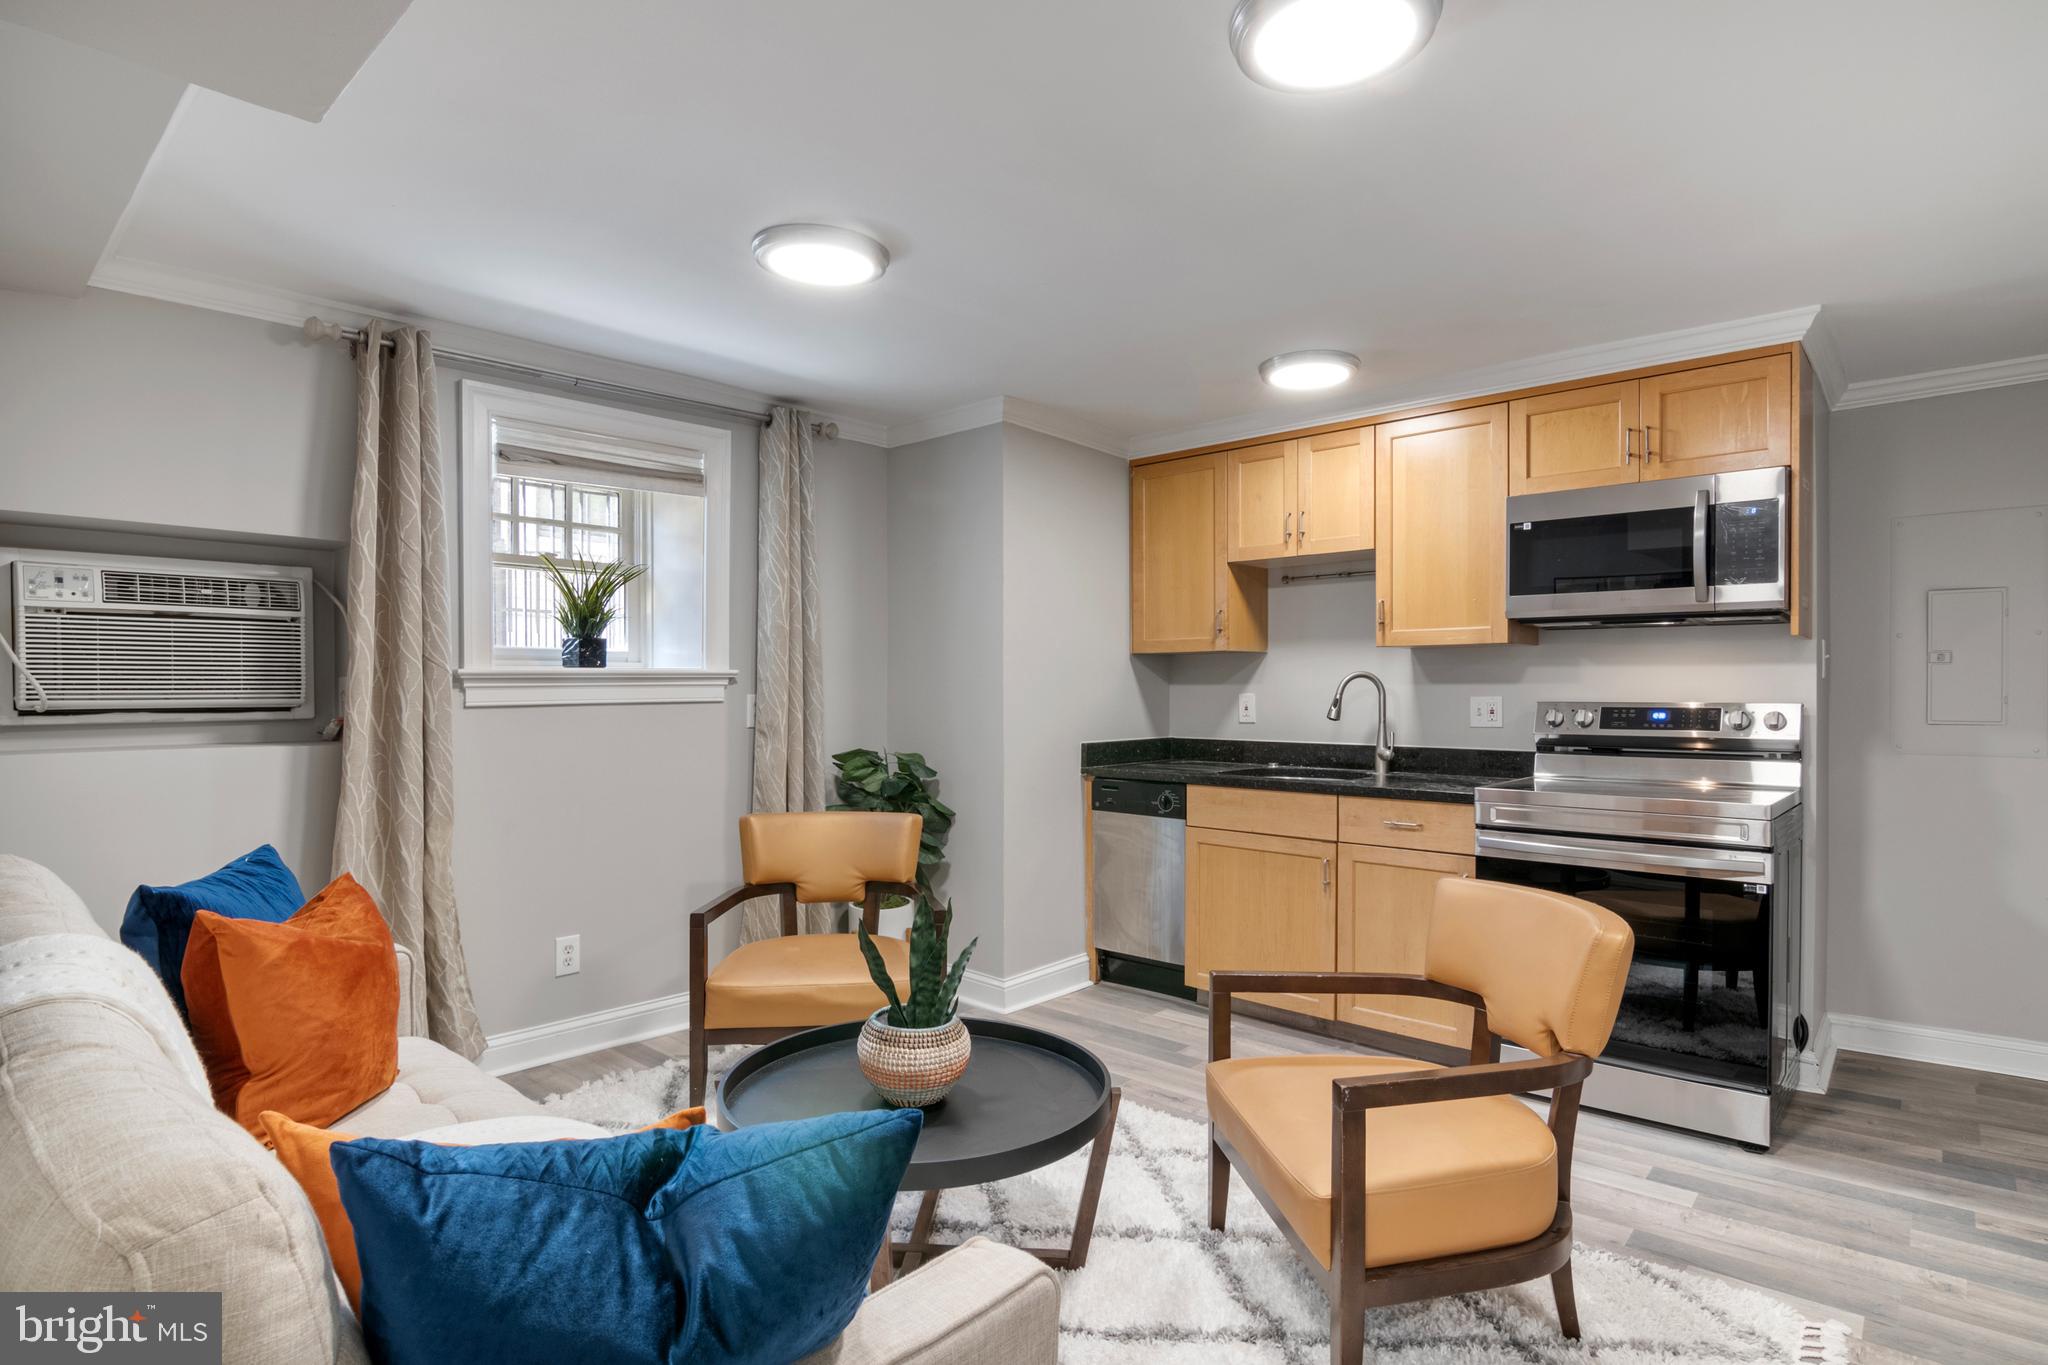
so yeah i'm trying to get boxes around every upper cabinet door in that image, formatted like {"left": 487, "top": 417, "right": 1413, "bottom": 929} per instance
{"left": 1508, "top": 381, "right": 1640, "bottom": 495}
{"left": 1639, "top": 355, "right": 1792, "bottom": 480}
{"left": 1295, "top": 427, "right": 1374, "bottom": 556}
{"left": 1226, "top": 441, "right": 1296, "bottom": 561}
{"left": 1132, "top": 454, "right": 1224, "bottom": 652}
{"left": 1375, "top": 404, "right": 1525, "bottom": 647}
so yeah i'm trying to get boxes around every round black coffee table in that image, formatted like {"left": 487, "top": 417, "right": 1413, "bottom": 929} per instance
{"left": 717, "top": 1016, "right": 1122, "bottom": 1282}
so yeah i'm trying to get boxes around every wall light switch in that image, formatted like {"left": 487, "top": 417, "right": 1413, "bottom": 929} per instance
{"left": 1470, "top": 696, "right": 1503, "bottom": 728}
{"left": 1237, "top": 692, "right": 1257, "bottom": 724}
{"left": 555, "top": 934, "right": 581, "bottom": 978}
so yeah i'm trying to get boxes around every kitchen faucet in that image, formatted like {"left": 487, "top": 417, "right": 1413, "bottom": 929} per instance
{"left": 1326, "top": 671, "right": 1396, "bottom": 778}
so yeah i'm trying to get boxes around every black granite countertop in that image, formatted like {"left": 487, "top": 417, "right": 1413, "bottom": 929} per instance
{"left": 1080, "top": 737, "right": 1531, "bottom": 805}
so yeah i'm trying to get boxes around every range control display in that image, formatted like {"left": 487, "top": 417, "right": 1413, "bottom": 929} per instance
{"left": 1600, "top": 705, "right": 1722, "bottom": 731}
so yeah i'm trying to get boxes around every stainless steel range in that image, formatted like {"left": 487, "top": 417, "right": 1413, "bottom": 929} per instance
{"left": 1473, "top": 702, "right": 1805, "bottom": 1148}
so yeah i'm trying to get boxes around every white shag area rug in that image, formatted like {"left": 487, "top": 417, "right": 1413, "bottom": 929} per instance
{"left": 541, "top": 1055, "right": 1848, "bottom": 1365}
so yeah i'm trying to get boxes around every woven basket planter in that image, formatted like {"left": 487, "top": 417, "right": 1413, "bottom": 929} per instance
{"left": 857, "top": 1009, "right": 972, "bottom": 1108}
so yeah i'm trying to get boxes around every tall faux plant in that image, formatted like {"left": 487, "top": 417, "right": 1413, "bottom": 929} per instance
{"left": 539, "top": 553, "right": 646, "bottom": 643}
{"left": 857, "top": 895, "right": 975, "bottom": 1029}
{"left": 830, "top": 749, "right": 953, "bottom": 905}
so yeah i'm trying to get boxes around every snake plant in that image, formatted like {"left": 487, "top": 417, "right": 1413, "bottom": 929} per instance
{"left": 857, "top": 894, "right": 976, "bottom": 1029}
{"left": 539, "top": 553, "right": 647, "bottom": 641}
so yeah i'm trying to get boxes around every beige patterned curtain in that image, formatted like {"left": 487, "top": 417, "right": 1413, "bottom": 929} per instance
{"left": 745, "top": 406, "right": 830, "bottom": 941}
{"left": 333, "top": 321, "right": 487, "bottom": 1059}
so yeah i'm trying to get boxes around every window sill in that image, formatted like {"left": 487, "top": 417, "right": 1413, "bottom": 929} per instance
{"left": 455, "top": 667, "right": 738, "bottom": 709}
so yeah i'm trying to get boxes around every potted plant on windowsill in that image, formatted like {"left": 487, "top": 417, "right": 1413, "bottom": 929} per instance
{"left": 855, "top": 896, "right": 977, "bottom": 1108}
{"left": 540, "top": 553, "right": 646, "bottom": 668}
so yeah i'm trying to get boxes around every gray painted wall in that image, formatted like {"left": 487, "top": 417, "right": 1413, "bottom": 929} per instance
{"left": 1827, "top": 381, "right": 2048, "bottom": 1044}
{"left": 0, "top": 287, "right": 892, "bottom": 1041}
{"left": 1000, "top": 425, "right": 1170, "bottom": 976}
{"left": 885, "top": 425, "right": 1009, "bottom": 971}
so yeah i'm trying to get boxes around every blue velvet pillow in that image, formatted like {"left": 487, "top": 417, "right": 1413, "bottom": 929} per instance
{"left": 333, "top": 1107, "right": 922, "bottom": 1365}
{"left": 119, "top": 844, "right": 305, "bottom": 1016}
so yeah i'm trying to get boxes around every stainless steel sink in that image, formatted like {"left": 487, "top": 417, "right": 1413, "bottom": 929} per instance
{"left": 1214, "top": 765, "right": 1386, "bottom": 782}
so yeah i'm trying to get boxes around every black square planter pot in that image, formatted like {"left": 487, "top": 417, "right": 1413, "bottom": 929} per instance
{"left": 562, "top": 637, "right": 608, "bottom": 668}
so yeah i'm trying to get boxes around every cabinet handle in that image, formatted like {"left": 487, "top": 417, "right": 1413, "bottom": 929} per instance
{"left": 1624, "top": 427, "right": 1636, "bottom": 463}
{"left": 1322, "top": 857, "right": 1331, "bottom": 892}
{"left": 1299, "top": 509, "right": 1308, "bottom": 539}
{"left": 1383, "top": 819, "right": 1424, "bottom": 831}
{"left": 1643, "top": 425, "right": 1655, "bottom": 462}
{"left": 1284, "top": 511, "right": 1293, "bottom": 543}
{"left": 1214, "top": 607, "right": 1225, "bottom": 637}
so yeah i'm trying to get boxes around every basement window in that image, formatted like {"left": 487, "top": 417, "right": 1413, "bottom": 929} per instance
{"left": 455, "top": 381, "right": 735, "bottom": 706}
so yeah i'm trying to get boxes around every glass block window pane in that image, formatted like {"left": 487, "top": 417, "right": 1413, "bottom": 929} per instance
{"left": 492, "top": 517, "right": 513, "bottom": 554}
{"left": 519, "top": 521, "right": 566, "bottom": 558}
{"left": 575, "top": 489, "right": 619, "bottom": 527}
{"left": 572, "top": 528, "right": 620, "bottom": 563}
{"left": 518, "top": 479, "right": 562, "bottom": 520}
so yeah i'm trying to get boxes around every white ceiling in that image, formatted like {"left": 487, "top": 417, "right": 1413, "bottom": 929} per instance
{"left": 0, "top": 0, "right": 412, "bottom": 122}
{"left": 68, "top": 1, "right": 2048, "bottom": 444}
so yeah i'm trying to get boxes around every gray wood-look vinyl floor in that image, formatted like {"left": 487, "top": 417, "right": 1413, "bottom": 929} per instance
{"left": 503, "top": 983, "right": 2048, "bottom": 1364}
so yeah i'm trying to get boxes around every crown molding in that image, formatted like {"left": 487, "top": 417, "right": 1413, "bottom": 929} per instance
{"left": 883, "top": 398, "right": 1007, "bottom": 449}
{"left": 884, "top": 396, "right": 1124, "bottom": 455}
{"left": 1798, "top": 312, "right": 1847, "bottom": 410}
{"left": 85, "top": 255, "right": 882, "bottom": 438}
{"left": 1124, "top": 306, "right": 1827, "bottom": 458}
{"left": 1832, "top": 351, "right": 2048, "bottom": 412}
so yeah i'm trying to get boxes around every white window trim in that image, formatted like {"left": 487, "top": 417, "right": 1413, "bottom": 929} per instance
{"left": 456, "top": 380, "right": 736, "bottom": 707}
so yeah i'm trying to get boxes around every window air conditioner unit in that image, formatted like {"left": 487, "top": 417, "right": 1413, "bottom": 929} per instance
{"left": 3, "top": 551, "right": 314, "bottom": 726}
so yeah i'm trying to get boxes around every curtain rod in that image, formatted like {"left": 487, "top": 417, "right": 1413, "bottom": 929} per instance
{"left": 300, "top": 316, "right": 841, "bottom": 438}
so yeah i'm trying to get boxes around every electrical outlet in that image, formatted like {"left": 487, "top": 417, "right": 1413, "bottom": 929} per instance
{"left": 1469, "top": 695, "right": 1503, "bottom": 728}
{"left": 554, "top": 934, "right": 580, "bottom": 978}
{"left": 1237, "top": 691, "right": 1257, "bottom": 724}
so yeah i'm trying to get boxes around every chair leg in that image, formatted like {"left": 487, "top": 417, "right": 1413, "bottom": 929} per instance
{"left": 1208, "top": 1133, "right": 1229, "bottom": 1232}
{"left": 1551, "top": 1261, "right": 1581, "bottom": 1340}
{"left": 1329, "top": 1299, "right": 1366, "bottom": 1365}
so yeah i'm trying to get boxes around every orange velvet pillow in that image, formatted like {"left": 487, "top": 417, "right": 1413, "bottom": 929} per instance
{"left": 183, "top": 874, "right": 400, "bottom": 1136}
{"left": 263, "top": 1106, "right": 706, "bottom": 1311}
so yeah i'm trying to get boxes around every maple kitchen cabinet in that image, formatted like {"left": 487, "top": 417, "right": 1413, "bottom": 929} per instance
{"left": 1226, "top": 426, "right": 1372, "bottom": 562}
{"left": 1185, "top": 826, "right": 1336, "bottom": 1021}
{"left": 1130, "top": 452, "right": 1268, "bottom": 653}
{"left": 1374, "top": 403, "right": 1530, "bottom": 648}
{"left": 1508, "top": 355, "right": 1792, "bottom": 495}
{"left": 1334, "top": 844, "right": 1477, "bottom": 1048}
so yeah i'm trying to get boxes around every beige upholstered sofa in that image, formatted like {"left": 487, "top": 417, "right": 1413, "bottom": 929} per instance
{"left": 0, "top": 855, "right": 1059, "bottom": 1365}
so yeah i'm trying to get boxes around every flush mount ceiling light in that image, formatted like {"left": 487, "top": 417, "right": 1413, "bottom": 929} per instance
{"left": 1260, "top": 349, "right": 1360, "bottom": 391}
{"left": 1229, "top": 0, "right": 1442, "bottom": 91}
{"left": 750, "top": 223, "right": 890, "bottom": 287}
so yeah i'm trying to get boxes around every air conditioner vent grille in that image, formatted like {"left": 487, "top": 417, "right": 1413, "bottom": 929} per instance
{"left": 17, "top": 613, "right": 307, "bottom": 712}
{"left": 100, "top": 569, "right": 303, "bottom": 613}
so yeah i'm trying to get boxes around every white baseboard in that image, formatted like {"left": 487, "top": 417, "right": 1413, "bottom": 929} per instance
{"left": 480, "top": 990, "right": 692, "bottom": 1076}
{"left": 1793, "top": 1012, "right": 1837, "bottom": 1094}
{"left": 1827, "top": 1012, "right": 2048, "bottom": 1083}
{"left": 958, "top": 953, "right": 1095, "bottom": 1016}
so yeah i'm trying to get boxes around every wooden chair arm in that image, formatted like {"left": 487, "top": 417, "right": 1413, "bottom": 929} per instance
{"left": 1331, "top": 1053, "right": 1593, "bottom": 1112}
{"left": 1207, "top": 972, "right": 1488, "bottom": 1064}
{"left": 690, "top": 884, "right": 773, "bottom": 927}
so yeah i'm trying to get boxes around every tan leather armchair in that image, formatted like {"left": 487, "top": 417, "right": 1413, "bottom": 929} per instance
{"left": 688, "top": 812, "right": 923, "bottom": 1106}
{"left": 1205, "top": 878, "right": 1634, "bottom": 1365}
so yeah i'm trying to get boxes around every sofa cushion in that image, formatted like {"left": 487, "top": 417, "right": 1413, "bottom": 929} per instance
{"left": 183, "top": 875, "right": 399, "bottom": 1135}
{"left": 333, "top": 1109, "right": 921, "bottom": 1365}
{"left": 120, "top": 845, "right": 306, "bottom": 1016}
{"left": 333, "top": 1035, "right": 541, "bottom": 1136}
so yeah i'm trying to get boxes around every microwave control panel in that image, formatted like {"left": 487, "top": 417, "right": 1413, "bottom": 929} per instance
{"left": 1713, "top": 500, "right": 1781, "bottom": 586}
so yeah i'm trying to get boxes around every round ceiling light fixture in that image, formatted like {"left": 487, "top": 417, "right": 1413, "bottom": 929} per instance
{"left": 1229, "top": 0, "right": 1442, "bottom": 92}
{"left": 1259, "top": 349, "right": 1361, "bottom": 391}
{"left": 751, "top": 223, "right": 890, "bottom": 287}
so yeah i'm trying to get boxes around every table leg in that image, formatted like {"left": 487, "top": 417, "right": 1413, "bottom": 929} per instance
{"left": 871, "top": 1232, "right": 895, "bottom": 1291}
{"left": 1064, "top": 1087, "right": 1121, "bottom": 1269}
{"left": 897, "top": 1189, "right": 941, "bottom": 1275}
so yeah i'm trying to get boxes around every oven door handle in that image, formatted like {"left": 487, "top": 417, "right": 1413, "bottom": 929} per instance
{"left": 1477, "top": 830, "right": 1771, "bottom": 881}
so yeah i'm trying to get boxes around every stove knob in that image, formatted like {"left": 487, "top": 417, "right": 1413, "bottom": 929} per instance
{"left": 1728, "top": 710, "right": 1754, "bottom": 731}
{"left": 1544, "top": 708, "right": 1565, "bottom": 728}
{"left": 1572, "top": 708, "right": 1597, "bottom": 728}
{"left": 1763, "top": 710, "right": 1788, "bottom": 731}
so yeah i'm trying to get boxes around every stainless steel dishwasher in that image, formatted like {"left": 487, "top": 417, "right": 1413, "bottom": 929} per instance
{"left": 1090, "top": 778, "right": 1188, "bottom": 993}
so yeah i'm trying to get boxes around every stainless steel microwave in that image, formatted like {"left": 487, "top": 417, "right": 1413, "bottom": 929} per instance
{"left": 1505, "top": 467, "right": 1789, "bottom": 627}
